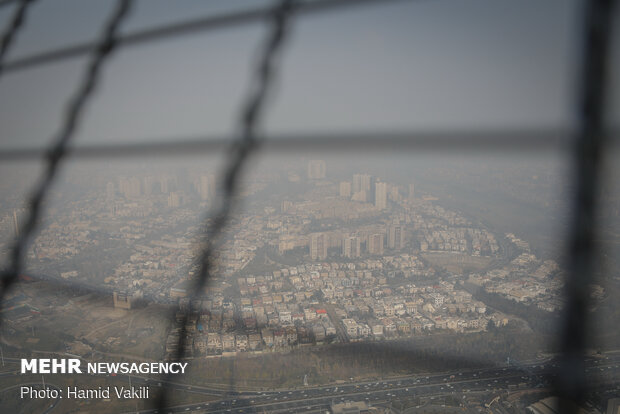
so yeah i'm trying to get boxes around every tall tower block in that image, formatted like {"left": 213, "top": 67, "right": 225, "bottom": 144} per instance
{"left": 12, "top": 209, "right": 19, "bottom": 237}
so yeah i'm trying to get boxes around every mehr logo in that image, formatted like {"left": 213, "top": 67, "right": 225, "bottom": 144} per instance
{"left": 21, "top": 359, "right": 82, "bottom": 374}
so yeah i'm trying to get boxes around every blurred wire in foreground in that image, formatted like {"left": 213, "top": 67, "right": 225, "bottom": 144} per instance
{"left": 0, "top": 0, "right": 18, "bottom": 10}
{"left": 0, "top": 0, "right": 407, "bottom": 75}
{"left": 0, "top": 0, "right": 35, "bottom": 76}
{"left": 556, "top": 0, "right": 616, "bottom": 412}
{"left": 0, "top": 0, "right": 133, "bottom": 322}
{"left": 2, "top": 129, "right": 601, "bottom": 161}
{"left": 154, "top": 0, "right": 295, "bottom": 410}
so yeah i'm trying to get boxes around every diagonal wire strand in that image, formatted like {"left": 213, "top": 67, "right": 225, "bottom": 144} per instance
{"left": 0, "top": 0, "right": 35, "bottom": 76}
{"left": 0, "top": 0, "right": 133, "bottom": 322}
{"left": 0, "top": 0, "right": 410, "bottom": 75}
{"left": 0, "top": 0, "right": 18, "bottom": 9}
{"left": 555, "top": 0, "right": 616, "bottom": 412}
{"left": 154, "top": 0, "right": 295, "bottom": 410}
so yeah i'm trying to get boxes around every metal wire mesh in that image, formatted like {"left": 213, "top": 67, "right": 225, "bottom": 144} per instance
{"left": 0, "top": 129, "right": 598, "bottom": 161}
{"left": 154, "top": 0, "right": 295, "bottom": 409}
{"left": 0, "top": 0, "right": 411, "bottom": 75}
{"left": 0, "top": 0, "right": 616, "bottom": 413}
{"left": 0, "top": 0, "right": 35, "bottom": 77}
{"left": 0, "top": 0, "right": 134, "bottom": 316}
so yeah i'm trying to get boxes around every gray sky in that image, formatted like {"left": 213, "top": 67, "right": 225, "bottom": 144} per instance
{"left": 0, "top": 0, "right": 617, "bottom": 150}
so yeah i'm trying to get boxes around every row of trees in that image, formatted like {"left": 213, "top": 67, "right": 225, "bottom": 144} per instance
{"left": 463, "top": 282, "right": 560, "bottom": 335}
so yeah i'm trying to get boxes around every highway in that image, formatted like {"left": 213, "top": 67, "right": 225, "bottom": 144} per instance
{"left": 130, "top": 353, "right": 620, "bottom": 413}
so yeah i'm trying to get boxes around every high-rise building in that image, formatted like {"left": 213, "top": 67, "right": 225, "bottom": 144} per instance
{"left": 119, "top": 177, "right": 141, "bottom": 198}
{"left": 339, "top": 181, "right": 352, "bottom": 197}
{"left": 143, "top": 176, "right": 155, "bottom": 195}
{"left": 105, "top": 182, "right": 116, "bottom": 200}
{"left": 310, "top": 233, "right": 328, "bottom": 260}
{"left": 343, "top": 236, "right": 361, "bottom": 258}
{"left": 168, "top": 192, "right": 182, "bottom": 208}
{"left": 307, "top": 160, "right": 326, "bottom": 179}
{"left": 352, "top": 174, "right": 372, "bottom": 202}
{"left": 353, "top": 173, "right": 372, "bottom": 193}
{"left": 281, "top": 200, "right": 293, "bottom": 213}
{"left": 351, "top": 190, "right": 368, "bottom": 203}
{"left": 408, "top": 183, "right": 415, "bottom": 202}
{"left": 130, "top": 177, "right": 141, "bottom": 197}
{"left": 176, "top": 167, "right": 190, "bottom": 193}
{"left": 389, "top": 185, "right": 400, "bottom": 202}
{"left": 198, "top": 174, "right": 216, "bottom": 200}
{"left": 388, "top": 225, "right": 405, "bottom": 250}
{"left": 368, "top": 233, "right": 384, "bottom": 255}
{"left": 605, "top": 398, "right": 620, "bottom": 414}
{"left": 353, "top": 174, "right": 362, "bottom": 193}
{"left": 160, "top": 175, "right": 170, "bottom": 194}
{"left": 375, "top": 181, "right": 387, "bottom": 210}
{"left": 12, "top": 209, "right": 19, "bottom": 237}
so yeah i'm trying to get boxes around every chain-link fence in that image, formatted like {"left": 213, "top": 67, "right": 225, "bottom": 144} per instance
{"left": 0, "top": 0, "right": 617, "bottom": 413}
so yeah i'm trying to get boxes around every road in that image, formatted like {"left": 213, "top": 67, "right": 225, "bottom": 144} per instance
{"left": 323, "top": 304, "right": 348, "bottom": 343}
{"left": 128, "top": 353, "right": 620, "bottom": 413}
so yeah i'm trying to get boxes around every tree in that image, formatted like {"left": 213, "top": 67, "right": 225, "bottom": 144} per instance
{"left": 487, "top": 319, "right": 497, "bottom": 332}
